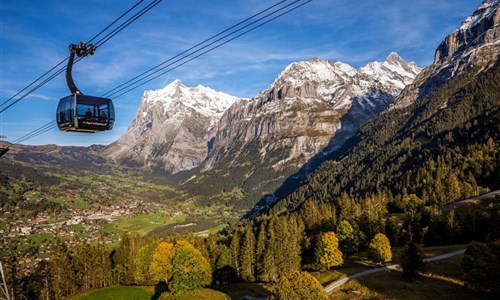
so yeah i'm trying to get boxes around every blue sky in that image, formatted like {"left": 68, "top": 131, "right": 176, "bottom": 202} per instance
{"left": 0, "top": 0, "right": 483, "bottom": 146}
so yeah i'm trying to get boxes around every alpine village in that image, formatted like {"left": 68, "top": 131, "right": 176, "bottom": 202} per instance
{"left": 0, "top": 1, "right": 499, "bottom": 299}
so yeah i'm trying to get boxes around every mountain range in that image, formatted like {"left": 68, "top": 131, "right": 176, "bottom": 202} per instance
{"left": 3, "top": 0, "right": 499, "bottom": 212}
{"left": 101, "top": 52, "right": 420, "bottom": 207}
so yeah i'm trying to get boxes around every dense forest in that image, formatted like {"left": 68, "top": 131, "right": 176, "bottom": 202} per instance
{"left": 269, "top": 61, "right": 500, "bottom": 215}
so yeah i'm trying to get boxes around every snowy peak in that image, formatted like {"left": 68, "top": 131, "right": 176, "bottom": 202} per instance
{"left": 359, "top": 53, "right": 421, "bottom": 89}
{"left": 271, "top": 53, "right": 419, "bottom": 91}
{"left": 142, "top": 80, "right": 240, "bottom": 118}
{"left": 274, "top": 58, "right": 351, "bottom": 87}
{"left": 434, "top": 0, "right": 499, "bottom": 63}
{"left": 394, "top": 0, "right": 500, "bottom": 110}
{"left": 459, "top": 0, "right": 499, "bottom": 31}
{"left": 104, "top": 80, "right": 241, "bottom": 173}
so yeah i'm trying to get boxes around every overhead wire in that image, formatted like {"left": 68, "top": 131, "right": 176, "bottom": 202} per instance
{"left": 10, "top": 121, "right": 56, "bottom": 145}
{"left": 0, "top": 0, "right": 161, "bottom": 114}
{"left": 102, "top": 0, "right": 289, "bottom": 98}
{"left": 7, "top": 0, "right": 312, "bottom": 146}
{"left": 108, "top": 0, "right": 312, "bottom": 99}
{"left": 0, "top": 0, "right": 148, "bottom": 112}
{"left": 2, "top": 0, "right": 163, "bottom": 147}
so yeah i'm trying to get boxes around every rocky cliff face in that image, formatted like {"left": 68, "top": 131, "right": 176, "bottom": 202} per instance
{"left": 179, "top": 53, "right": 420, "bottom": 206}
{"left": 202, "top": 53, "right": 420, "bottom": 173}
{"left": 394, "top": 0, "right": 500, "bottom": 109}
{"left": 103, "top": 80, "right": 240, "bottom": 173}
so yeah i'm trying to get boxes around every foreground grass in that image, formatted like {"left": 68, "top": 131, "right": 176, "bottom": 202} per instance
{"left": 69, "top": 286, "right": 231, "bottom": 300}
{"left": 176, "top": 288, "right": 231, "bottom": 300}
{"left": 69, "top": 286, "right": 154, "bottom": 300}
{"left": 214, "top": 283, "right": 271, "bottom": 300}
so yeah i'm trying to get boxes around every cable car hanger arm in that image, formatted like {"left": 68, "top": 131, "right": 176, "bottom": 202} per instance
{"left": 66, "top": 41, "right": 96, "bottom": 95}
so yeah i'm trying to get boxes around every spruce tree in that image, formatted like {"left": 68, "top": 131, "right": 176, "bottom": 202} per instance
{"left": 239, "top": 225, "right": 256, "bottom": 282}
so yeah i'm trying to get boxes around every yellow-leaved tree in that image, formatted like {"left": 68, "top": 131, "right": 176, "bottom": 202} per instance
{"left": 367, "top": 233, "right": 392, "bottom": 263}
{"left": 314, "top": 231, "right": 343, "bottom": 271}
{"left": 149, "top": 241, "right": 174, "bottom": 284}
{"left": 169, "top": 240, "right": 212, "bottom": 294}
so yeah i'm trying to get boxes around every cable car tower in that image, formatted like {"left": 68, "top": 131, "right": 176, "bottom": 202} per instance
{"left": 0, "top": 136, "right": 8, "bottom": 158}
{"left": 56, "top": 42, "right": 115, "bottom": 133}
{"left": 0, "top": 261, "right": 10, "bottom": 300}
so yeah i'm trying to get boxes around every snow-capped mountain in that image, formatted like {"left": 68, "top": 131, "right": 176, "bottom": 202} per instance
{"left": 202, "top": 53, "right": 420, "bottom": 172}
{"left": 394, "top": 0, "right": 500, "bottom": 109}
{"left": 183, "top": 53, "right": 420, "bottom": 205}
{"left": 104, "top": 80, "right": 240, "bottom": 173}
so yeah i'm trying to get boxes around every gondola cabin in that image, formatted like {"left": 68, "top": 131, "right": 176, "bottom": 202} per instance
{"left": 57, "top": 94, "right": 115, "bottom": 133}
{"left": 57, "top": 42, "right": 115, "bottom": 133}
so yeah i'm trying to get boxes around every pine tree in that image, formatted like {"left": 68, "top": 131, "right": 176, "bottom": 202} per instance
{"left": 255, "top": 220, "right": 267, "bottom": 277}
{"left": 261, "top": 218, "right": 278, "bottom": 282}
{"left": 401, "top": 242, "right": 425, "bottom": 277}
{"left": 239, "top": 225, "right": 256, "bottom": 282}
{"left": 230, "top": 230, "right": 241, "bottom": 277}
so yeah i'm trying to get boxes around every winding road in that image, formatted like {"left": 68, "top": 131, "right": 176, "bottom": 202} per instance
{"left": 441, "top": 189, "right": 500, "bottom": 212}
{"left": 324, "top": 190, "right": 500, "bottom": 293}
{"left": 324, "top": 249, "right": 466, "bottom": 293}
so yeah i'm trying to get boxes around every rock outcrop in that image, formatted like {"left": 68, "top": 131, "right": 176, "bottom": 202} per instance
{"left": 394, "top": 0, "right": 500, "bottom": 109}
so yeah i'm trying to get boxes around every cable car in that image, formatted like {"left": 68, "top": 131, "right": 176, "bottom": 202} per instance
{"left": 57, "top": 42, "right": 115, "bottom": 133}
{"left": 57, "top": 94, "right": 114, "bottom": 132}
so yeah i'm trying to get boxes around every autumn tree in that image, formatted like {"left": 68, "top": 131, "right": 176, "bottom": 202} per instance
{"left": 385, "top": 216, "right": 402, "bottom": 246}
{"left": 269, "top": 271, "right": 329, "bottom": 300}
{"left": 367, "top": 233, "right": 392, "bottom": 263}
{"left": 398, "top": 194, "right": 424, "bottom": 221}
{"left": 314, "top": 231, "right": 343, "bottom": 270}
{"left": 336, "top": 220, "right": 357, "bottom": 254}
{"left": 149, "top": 242, "right": 174, "bottom": 284}
{"left": 398, "top": 194, "right": 425, "bottom": 239}
{"left": 169, "top": 240, "right": 212, "bottom": 294}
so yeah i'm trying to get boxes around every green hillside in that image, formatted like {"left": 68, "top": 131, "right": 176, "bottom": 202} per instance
{"left": 270, "top": 61, "right": 500, "bottom": 215}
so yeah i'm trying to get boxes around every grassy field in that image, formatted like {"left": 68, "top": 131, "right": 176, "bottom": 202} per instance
{"left": 69, "top": 286, "right": 231, "bottom": 300}
{"left": 69, "top": 286, "right": 154, "bottom": 300}
{"left": 100, "top": 212, "right": 186, "bottom": 237}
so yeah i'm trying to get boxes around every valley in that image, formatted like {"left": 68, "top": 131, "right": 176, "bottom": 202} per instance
{"left": 0, "top": 161, "right": 241, "bottom": 275}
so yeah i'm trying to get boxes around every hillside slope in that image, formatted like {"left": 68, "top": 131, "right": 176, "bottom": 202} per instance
{"left": 268, "top": 58, "right": 499, "bottom": 215}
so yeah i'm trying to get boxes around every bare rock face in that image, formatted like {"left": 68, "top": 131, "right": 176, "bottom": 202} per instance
{"left": 202, "top": 53, "right": 421, "bottom": 176}
{"left": 394, "top": 0, "right": 500, "bottom": 109}
{"left": 103, "top": 80, "right": 240, "bottom": 173}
